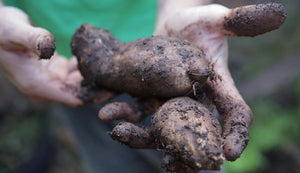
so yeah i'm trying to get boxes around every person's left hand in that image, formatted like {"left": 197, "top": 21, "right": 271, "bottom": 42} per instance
{"left": 0, "top": 6, "right": 115, "bottom": 107}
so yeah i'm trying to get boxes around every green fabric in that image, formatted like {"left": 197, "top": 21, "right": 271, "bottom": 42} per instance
{"left": 3, "top": 0, "right": 157, "bottom": 57}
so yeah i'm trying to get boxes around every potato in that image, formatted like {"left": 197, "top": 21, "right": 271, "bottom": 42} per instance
{"left": 71, "top": 24, "right": 211, "bottom": 98}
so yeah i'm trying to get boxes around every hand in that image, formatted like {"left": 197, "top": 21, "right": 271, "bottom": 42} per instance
{"left": 98, "top": 0, "right": 286, "bottom": 162}
{"left": 154, "top": 0, "right": 285, "bottom": 160}
{"left": 0, "top": 6, "right": 115, "bottom": 107}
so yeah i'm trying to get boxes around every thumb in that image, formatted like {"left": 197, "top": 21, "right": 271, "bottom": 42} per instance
{"left": 0, "top": 7, "right": 55, "bottom": 59}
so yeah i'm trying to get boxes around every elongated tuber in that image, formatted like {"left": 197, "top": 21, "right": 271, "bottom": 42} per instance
{"left": 71, "top": 24, "right": 211, "bottom": 98}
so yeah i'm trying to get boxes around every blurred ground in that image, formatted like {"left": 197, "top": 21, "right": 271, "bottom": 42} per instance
{"left": 0, "top": 0, "right": 299, "bottom": 173}
{"left": 0, "top": 72, "right": 85, "bottom": 173}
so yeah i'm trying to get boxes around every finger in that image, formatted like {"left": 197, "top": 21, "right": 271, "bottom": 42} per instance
{"left": 205, "top": 77, "right": 252, "bottom": 161}
{"left": 67, "top": 57, "right": 78, "bottom": 73}
{"left": 30, "top": 83, "right": 115, "bottom": 107}
{"left": 223, "top": 3, "right": 286, "bottom": 37}
{"left": 99, "top": 102, "right": 144, "bottom": 123}
{"left": 66, "top": 71, "right": 83, "bottom": 85}
{"left": 99, "top": 98, "right": 162, "bottom": 123}
{"left": 46, "top": 54, "right": 69, "bottom": 80}
{"left": 26, "top": 84, "right": 83, "bottom": 107}
{"left": 0, "top": 7, "right": 55, "bottom": 59}
{"left": 77, "top": 87, "right": 116, "bottom": 105}
{"left": 109, "top": 122, "right": 158, "bottom": 149}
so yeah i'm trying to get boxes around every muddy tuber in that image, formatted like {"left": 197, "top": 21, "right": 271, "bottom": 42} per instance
{"left": 110, "top": 97, "right": 224, "bottom": 172}
{"left": 152, "top": 97, "right": 224, "bottom": 171}
{"left": 71, "top": 24, "right": 213, "bottom": 98}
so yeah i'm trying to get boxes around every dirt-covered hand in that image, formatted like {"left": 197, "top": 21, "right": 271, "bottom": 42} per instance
{"left": 69, "top": 0, "right": 286, "bottom": 169}
{"left": 154, "top": 0, "right": 286, "bottom": 161}
{"left": 96, "top": 0, "right": 286, "bottom": 162}
{"left": 0, "top": 5, "right": 114, "bottom": 107}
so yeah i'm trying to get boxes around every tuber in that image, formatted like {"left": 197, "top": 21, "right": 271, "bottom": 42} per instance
{"left": 71, "top": 24, "right": 212, "bottom": 98}
{"left": 110, "top": 97, "right": 224, "bottom": 172}
{"left": 152, "top": 97, "right": 224, "bottom": 171}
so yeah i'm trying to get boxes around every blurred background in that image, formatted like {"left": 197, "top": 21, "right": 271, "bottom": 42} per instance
{"left": 0, "top": 0, "right": 299, "bottom": 173}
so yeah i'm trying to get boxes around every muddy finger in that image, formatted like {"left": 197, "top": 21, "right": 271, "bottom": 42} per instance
{"left": 109, "top": 122, "right": 157, "bottom": 149}
{"left": 99, "top": 98, "right": 162, "bottom": 123}
{"left": 224, "top": 3, "right": 286, "bottom": 37}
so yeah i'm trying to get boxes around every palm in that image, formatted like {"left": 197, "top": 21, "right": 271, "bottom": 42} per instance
{"left": 0, "top": 6, "right": 114, "bottom": 106}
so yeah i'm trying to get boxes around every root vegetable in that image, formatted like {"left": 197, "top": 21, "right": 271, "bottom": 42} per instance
{"left": 152, "top": 97, "right": 224, "bottom": 171}
{"left": 71, "top": 24, "right": 212, "bottom": 98}
{"left": 109, "top": 97, "right": 224, "bottom": 172}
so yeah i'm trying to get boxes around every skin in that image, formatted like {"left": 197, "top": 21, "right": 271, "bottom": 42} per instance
{"left": 109, "top": 122, "right": 158, "bottom": 149}
{"left": 0, "top": 4, "right": 115, "bottom": 107}
{"left": 99, "top": 0, "right": 286, "bottom": 166}
{"left": 0, "top": 0, "right": 286, "bottom": 171}
{"left": 99, "top": 98, "right": 163, "bottom": 123}
{"left": 154, "top": 0, "right": 286, "bottom": 161}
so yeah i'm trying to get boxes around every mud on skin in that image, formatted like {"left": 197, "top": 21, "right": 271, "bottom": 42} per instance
{"left": 70, "top": 2, "right": 287, "bottom": 171}
{"left": 71, "top": 24, "right": 210, "bottom": 98}
{"left": 37, "top": 35, "right": 56, "bottom": 59}
{"left": 224, "top": 3, "right": 286, "bottom": 36}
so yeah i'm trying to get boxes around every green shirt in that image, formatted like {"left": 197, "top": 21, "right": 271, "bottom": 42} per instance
{"left": 3, "top": 0, "right": 157, "bottom": 57}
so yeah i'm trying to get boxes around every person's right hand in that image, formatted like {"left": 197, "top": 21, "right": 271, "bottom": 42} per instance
{"left": 98, "top": 0, "right": 286, "bottom": 162}
{"left": 0, "top": 5, "right": 115, "bottom": 107}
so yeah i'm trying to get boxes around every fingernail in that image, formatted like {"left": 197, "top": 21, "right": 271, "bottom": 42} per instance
{"left": 37, "top": 35, "right": 56, "bottom": 59}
